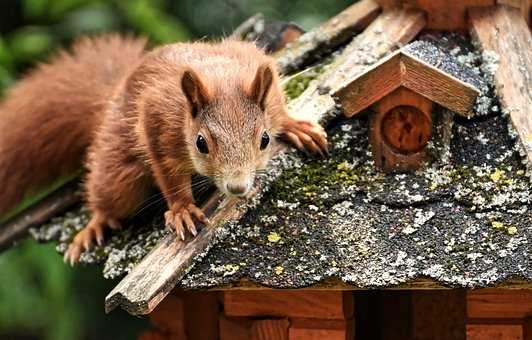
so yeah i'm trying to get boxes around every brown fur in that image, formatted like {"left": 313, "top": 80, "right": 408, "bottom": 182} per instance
{"left": 0, "top": 35, "right": 327, "bottom": 261}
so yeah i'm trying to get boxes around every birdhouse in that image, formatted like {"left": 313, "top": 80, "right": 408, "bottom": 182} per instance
{"left": 334, "top": 45, "right": 481, "bottom": 172}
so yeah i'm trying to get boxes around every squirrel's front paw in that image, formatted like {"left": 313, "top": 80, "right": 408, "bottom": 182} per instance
{"left": 164, "top": 201, "right": 208, "bottom": 241}
{"left": 282, "top": 119, "right": 328, "bottom": 156}
{"left": 63, "top": 213, "right": 122, "bottom": 265}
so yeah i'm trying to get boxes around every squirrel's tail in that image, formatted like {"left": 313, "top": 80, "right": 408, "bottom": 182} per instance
{"left": 0, "top": 35, "right": 147, "bottom": 217}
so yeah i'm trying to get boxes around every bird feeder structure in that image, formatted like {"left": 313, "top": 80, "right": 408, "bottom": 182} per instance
{"left": 334, "top": 47, "right": 481, "bottom": 172}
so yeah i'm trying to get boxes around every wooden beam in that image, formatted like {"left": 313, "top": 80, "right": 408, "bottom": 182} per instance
{"left": 275, "top": 0, "right": 381, "bottom": 73}
{"left": 0, "top": 180, "right": 80, "bottom": 251}
{"left": 467, "top": 290, "right": 532, "bottom": 319}
{"left": 223, "top": 291, "right": 354, "bottom": 319}
{"left": 288, "top": 319, "right": 355, "bottom": 340}
{"left": 206, "top": 277, "right": 532, "bottom": 291}
{"left": 467, "top": 324, "right": 524, "bottom": 340}
{"left": 105, "top": 8, "right": 426, "bottom": 316}
{"left": 469, "top": 5, "right": 532, "bottom": 168}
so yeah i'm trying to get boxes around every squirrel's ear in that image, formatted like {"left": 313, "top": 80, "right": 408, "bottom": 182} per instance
{"left": 249, "top": 64, "right": 274, "bottom": 110}
{"left": 182, "top": 70, "right": 210, "bottom": 118}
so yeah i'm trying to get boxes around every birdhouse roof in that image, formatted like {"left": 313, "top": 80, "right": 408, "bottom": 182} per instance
{"left": 334, "top": 41, "right": 483, "bottom": 118}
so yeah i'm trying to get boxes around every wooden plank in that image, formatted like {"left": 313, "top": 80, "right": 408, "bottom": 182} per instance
{"left": 401, "top": 51, "right": 481, "bottom": 116}
{"left": 467, "top": 324, "right": 524, "bottom": 340}
{"left": 524, "top": 318, "right": 532, "bottom": 340}
{"left": 375, "top": 0, "right": 496, "bottom": 29}
{"left": 180, "top": 291, "right": 220, "bottom": 340}
{"left": 288, "top": 319, "right": 354, "bottom": 340}
{"left": 469, "top": 5, "right": 532, "bottom": 168}
{"left": 467, "top": 290, "right": 532, "bottom": 319}
{"left": 148, "top": 294, "right": 186, "bottom": 338}
{"left": 275, "top": 0, "right": 381, "bottom": 73}
{"left": 334, "top": 50, "right": 403, "bottom": 117}
{"left": 497, "top": 0, "right": 531, "bottom": 24}
{"left": 288, "top": 7, "right": 426, "bottom": 124}
{"left": 251, "top": 319, "right": 289, "bottom": 340}
{"left": 105, "top": 8, "right": 426, "bottom": 316}
{"left": 220, "top": 315, "right": 253, "bottom": 340}
{"left": 208, "top": 277, "right": 532, "bottom": 290}
{"left": 0, "top": 180, "right": 80, "bottom": 251}
{"left": 411, "top": 291, "right": 467, "bottom": 340}
{"left": 223, "top": 291, "right": 354, "bottom": 320}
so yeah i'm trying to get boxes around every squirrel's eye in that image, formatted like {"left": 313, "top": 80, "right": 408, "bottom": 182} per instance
{"left": 196, "top": 135, "right": 209, "bottom": 154}
{"left": 260, "top": 131, "right": 270, "bottom": 150}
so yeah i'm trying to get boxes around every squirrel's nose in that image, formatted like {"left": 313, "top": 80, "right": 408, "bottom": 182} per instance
{"left": 226, "top": 183, "right": 249, "bottom": 196}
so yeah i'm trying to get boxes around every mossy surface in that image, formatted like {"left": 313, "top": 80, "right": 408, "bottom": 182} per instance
{"left": 30, "top": 32, "right": 531, "bottom": 286}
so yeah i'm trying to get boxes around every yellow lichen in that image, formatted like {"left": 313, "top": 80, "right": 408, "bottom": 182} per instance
{"left": 490, "top": 169, "right": 504, "bottom": 182}
{"left": 274, "top": 265, "right": 284, "bottom": 275}
{"left": 267, "top": 232, "right": 281, "bottom": 243}
{"left": 507, "top": 226, "right": 517, "bottom": 235}
{"left": 491, "top": 221, "right": 504, "bottom": 229}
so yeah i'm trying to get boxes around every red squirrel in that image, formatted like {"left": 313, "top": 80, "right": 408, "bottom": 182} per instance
{"left": 0, "top": 35, "right": 327, "bottom": 263}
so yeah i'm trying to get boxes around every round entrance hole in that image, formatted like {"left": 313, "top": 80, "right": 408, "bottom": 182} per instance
{"left": 380, "top": 105, "right": 431, "bottom": 154}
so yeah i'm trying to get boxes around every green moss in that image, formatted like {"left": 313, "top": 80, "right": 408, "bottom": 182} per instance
{"left": 282, "top": 63, "right": 327, "bottom": 100}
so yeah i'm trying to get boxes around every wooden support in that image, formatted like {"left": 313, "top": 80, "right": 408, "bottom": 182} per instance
{"left": 375, "top": 0, "right": 496, "bottom": 30}
{"left": 148, "top": 294, "right": 187, "bottom": 338}
{"left": 469, "top": 5, "right": 532, "bottom": 168}
{"left": 0, "top": 180, "right": 80, "bottom": 251}
{"left": 180, "top": 291, "right": 220, "bottom": 340}
{"left": 223, "top": 291, "right": 354, "bottom": 320}
{"left": 105, "top": 8, "right": 426, "bottom": 316}
{"left": 276, "top": 0, "right": 381, "bottom": 73}
{"left": 497, "top": 0, "right": 531, "bottom": 24}
{"left": 366, "top": 291, "right": 467, "bottom": 340}
{"left": 467, "top": 324, "right": 524, "bottom": 340}
{"left": 467, "top": 290, "right": 532, "bottom": 319}
{"left": 251, "top": 319, "right": 290, "bottom": 340}
{"left": 288, "top": 319, "right": 355, "bottom": 340}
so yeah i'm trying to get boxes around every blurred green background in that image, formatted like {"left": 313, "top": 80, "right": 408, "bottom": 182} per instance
{"left": 0, "top": 0, "right": 351, "bottom": 339}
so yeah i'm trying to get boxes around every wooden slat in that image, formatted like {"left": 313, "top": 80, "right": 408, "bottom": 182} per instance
{"left": 223, "top": 291, "right": 354, "bottom": 320}
{"left": 0, "top": 181, "right": 80, "bottom": 251}
{"left": 467, "top": 324, "right": 524, "bottom": 340}
{"left": 148, "top": 294, "right": 186, "bottom": 338}
{"left": 469, "top": 5, "right": 532, "bottom": 167}
{"left": 467, "top": 290, "right": 532, "bottom": 319}
{"left": 375, "top": 0, "right": 496, "bottom": 29}
{"left": 251, "top": 319, "right": 289, "bottom": 340}
{"left": 220, "top": 315, "right": 253, "bottom": 340}
{"left": 180, "top": 291, "right": 220, "bottom": 340}
{"left": 105, "top": 8, "right": 426, "bottom": 316}
{"left": 401, "top": 51, "right": 481, "bottom": 116}
{"left": 276, "top": 0, "right": 381, "bottom": 73}
{"left": 497, "top": 0, "right": 531, "bottom": 24}
{"left": 288, "top": 318, "right": 354, "bottom": 340}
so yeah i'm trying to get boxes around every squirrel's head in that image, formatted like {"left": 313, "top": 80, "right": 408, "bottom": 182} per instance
{"left": 182, "top": 64, "right": 282, "bottom": 197}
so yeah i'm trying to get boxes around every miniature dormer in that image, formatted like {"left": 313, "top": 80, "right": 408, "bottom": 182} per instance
{"left": 334, "top": 46, "right": 481, "bottom": 173}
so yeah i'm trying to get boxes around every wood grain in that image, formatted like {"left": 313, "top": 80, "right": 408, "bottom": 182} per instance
{"left": 470, "top": 5, "right": 532, "bottom": 168}
{"left": 223, "top": 291, "right": 354, "bottom": 320}
{"left": 105, "top": 8, "right": 426, "bottom": 316}
{"left": 467, "top": 290, "right": 532, "bottom": 319}
{"left": 467, "top": 324, "right": 524, "bottom": 340}
{"left": 251, "top": 319, "right": 289, "bottom": 340}
{"left": 375, "top": 0, "right": 496, "bottom": 29}
{"left": 275, "top": 0, "right": 381, "bottom": 73}
{"left": 288, "top": 318, "right": 354, "bottom": 340}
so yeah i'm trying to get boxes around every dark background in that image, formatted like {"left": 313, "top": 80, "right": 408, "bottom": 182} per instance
{"left": 0, "top": 0, "right": 352, "bottom": 339}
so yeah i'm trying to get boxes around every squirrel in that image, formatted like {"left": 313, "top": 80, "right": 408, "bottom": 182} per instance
{"left": 0, "top": 35, "right": 327, "bottom": 263}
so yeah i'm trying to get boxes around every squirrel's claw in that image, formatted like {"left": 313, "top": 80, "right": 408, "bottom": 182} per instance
{"left": 63, "top": 213, "right": 113, "bottom": 265}
{"left": 282, "top": 119, "right": 328, "bottom": 156}
{"left": 165, "top": 202, "right": 207, "bottom": 241}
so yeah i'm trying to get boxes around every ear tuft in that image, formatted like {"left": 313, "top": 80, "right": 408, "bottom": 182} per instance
{"left": 250, "top": 64, "right": 274, "bottom": 110}
{"left": 182, "top": 69, "right": 210, "bottom": 118}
